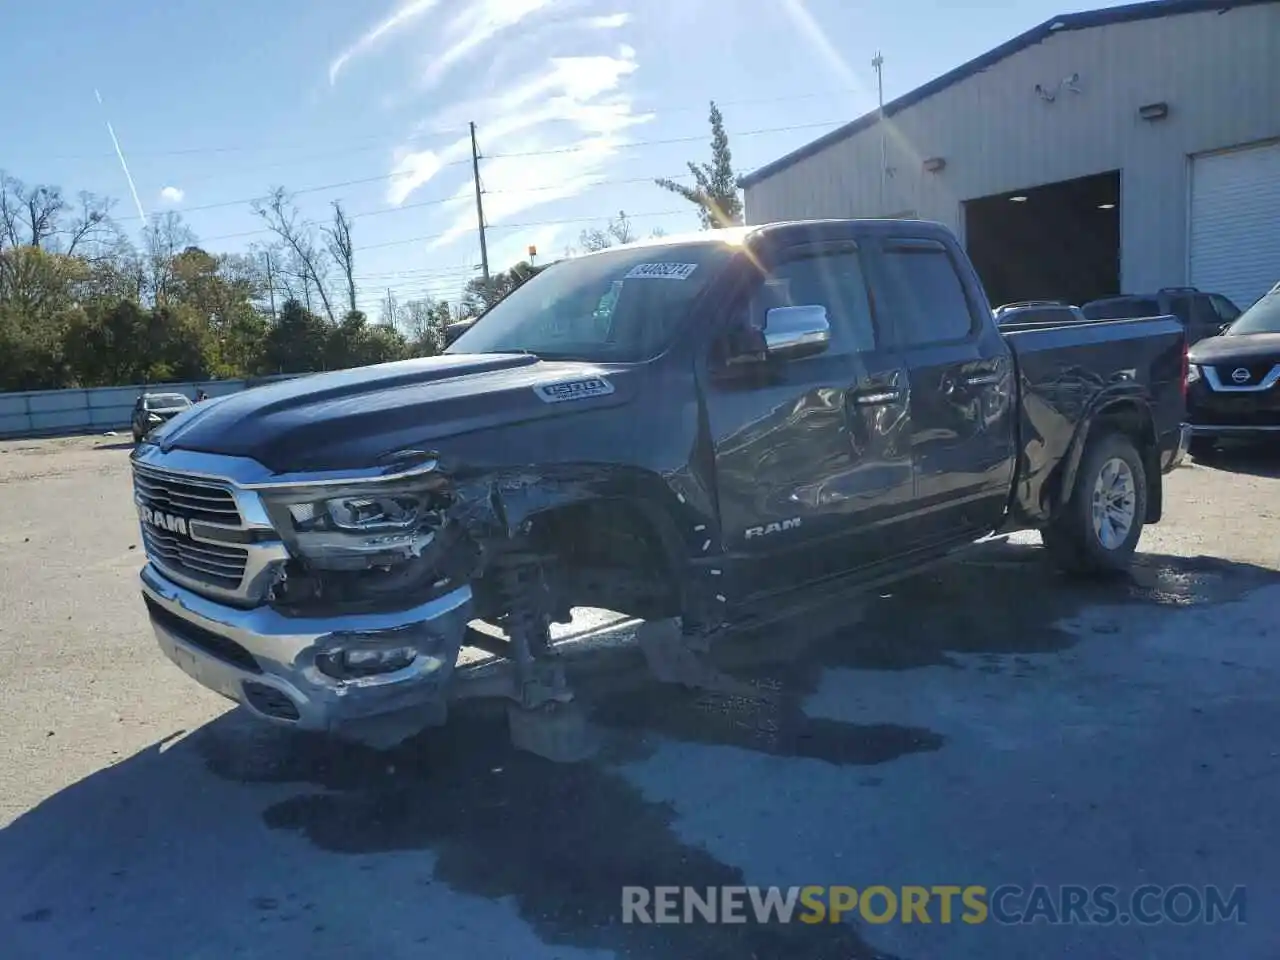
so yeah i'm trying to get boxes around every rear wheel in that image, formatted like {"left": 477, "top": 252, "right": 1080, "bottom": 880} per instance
{"left": 1042, "top": 431, "right": 1147, "bottom": 577}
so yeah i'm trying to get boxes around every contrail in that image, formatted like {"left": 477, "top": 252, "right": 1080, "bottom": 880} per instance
{"left": 95, "top": 89, "right": 147, "bottom": 224}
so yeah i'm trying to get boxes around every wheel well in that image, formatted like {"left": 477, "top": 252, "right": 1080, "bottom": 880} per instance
{"left": 1085, "top": 401, "right": 1162, "bottom": 524}
{"left": 512, "top": 498, "right": 684, "bottom": 620}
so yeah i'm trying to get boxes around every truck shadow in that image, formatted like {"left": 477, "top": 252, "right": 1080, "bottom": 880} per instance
{"left": 1194, "top": 444, "right": 1280, "bottom": 479}
{"left": 1, "top": 541, "right": 1275, "bottom": 960}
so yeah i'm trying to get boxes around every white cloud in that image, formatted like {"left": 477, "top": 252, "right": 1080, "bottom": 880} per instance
{"left": 369, "top": 1, "right": 647, "bottom": 254}
{"left": 421, "top": 0, "right": 554, "bottom": 91}
{"left": 329, "top": 0, "right": 441, "bottom": 85}
{"left": 584, "top": 12, "right": 629, "bottom": 29}
{"left": 416, "top": 50, "right": 651, "bottom": 248}
{"left": 159, "top": 186, "right": 185, "bottom": 204}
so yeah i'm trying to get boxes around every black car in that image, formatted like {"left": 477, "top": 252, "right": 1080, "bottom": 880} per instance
{"left": 1185, "top": 281, "right": 1280, "bottom": 457}
{"left": 131, "top": 392, "right": 192, "bottom": 443}
{"left": 1082, "top": 287, "right": 1241, "bottom": 345}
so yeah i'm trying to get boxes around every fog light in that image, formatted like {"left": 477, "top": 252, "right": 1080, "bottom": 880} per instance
{"left": 317, "top": 645, "right": 418, "bottom": 679}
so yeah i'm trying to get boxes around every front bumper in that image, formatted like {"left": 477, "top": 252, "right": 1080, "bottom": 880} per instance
{"left": 141, "top": 563, "right": 473, "bottom": 733}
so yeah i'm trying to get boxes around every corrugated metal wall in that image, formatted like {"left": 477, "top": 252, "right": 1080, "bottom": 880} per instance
{"left": 743, "top": 3, "right": 1280, "bottom": 293}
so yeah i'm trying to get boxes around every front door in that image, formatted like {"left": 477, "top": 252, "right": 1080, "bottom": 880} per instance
{"left": 699, "top": 237, "right": 915, "bottom": 600}
{"left": 867, "top": 236, "right": 1017, "bottom": 544}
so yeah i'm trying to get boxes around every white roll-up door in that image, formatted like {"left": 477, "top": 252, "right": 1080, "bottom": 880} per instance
{"left": 1189, "top": 140, "right": 1280, "bottom": 310}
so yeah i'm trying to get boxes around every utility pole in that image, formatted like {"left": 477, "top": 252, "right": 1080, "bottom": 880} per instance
{"left": 470, "top": 121, "right": 490, "bottom": 282}
{"left": 872, "top": 52, "right": 886, "bottom": 215}
{"left": 263, "top": 249, "right": 277, "bottom": 320}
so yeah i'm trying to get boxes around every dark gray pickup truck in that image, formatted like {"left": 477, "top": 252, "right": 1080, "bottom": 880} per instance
{"left": 131, "top": 219, "right": 1190, "bottom": 756}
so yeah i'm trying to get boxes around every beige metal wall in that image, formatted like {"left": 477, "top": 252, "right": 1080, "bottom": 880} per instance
{"left": 743, "top": 3, "right": 1280, "bottom": 293}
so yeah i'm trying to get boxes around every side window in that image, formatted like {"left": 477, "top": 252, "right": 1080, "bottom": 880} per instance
{"left": 752, "top": 249, "right": 877, "bottom": 354}
{"left": 1210, "top": 294, "right": 1240, "bottom": 323}
{"left": 876, "top": 241, "right": 976, "bottom": 347}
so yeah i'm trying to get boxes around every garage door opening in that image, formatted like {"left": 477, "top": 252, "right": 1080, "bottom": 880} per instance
{"left": 963, "top": 171, "right": 1120, "bottom": 308}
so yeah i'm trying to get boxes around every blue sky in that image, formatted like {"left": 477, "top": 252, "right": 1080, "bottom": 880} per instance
{"left": 6, "top": 0, "right": 1128, "bottom": 313}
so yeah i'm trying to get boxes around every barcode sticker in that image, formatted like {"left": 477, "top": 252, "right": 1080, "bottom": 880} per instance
{"left": 623, "top": 262, "right": 698, "bottom": 280}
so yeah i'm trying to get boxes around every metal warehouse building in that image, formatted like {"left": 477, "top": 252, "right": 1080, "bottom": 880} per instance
{"left": 741, "top": 0, "right": 1280, "bottom": 312}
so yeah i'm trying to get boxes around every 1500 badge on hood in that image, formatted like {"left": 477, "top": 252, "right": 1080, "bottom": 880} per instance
{"left": 534, "top": 376, "right": 616, "bottom": 403}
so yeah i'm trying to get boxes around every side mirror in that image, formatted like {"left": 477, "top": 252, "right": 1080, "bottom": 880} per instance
{"left": 763, "top": 305, "right": 831, "bottom": 361}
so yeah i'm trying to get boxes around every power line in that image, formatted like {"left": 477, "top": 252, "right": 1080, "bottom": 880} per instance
{"left": 42, "top": 90, "right": 863, "bottom": 162}
{"left": 110, "top": 119, "right": 848, "bottom": 225}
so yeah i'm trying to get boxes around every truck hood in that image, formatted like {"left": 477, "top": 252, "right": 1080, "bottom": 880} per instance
{"left": 1188, "top": 332, "right": 1280, "bottom": 364}
{"left": 153, "top": 353, "right": 634, "bottom": 474}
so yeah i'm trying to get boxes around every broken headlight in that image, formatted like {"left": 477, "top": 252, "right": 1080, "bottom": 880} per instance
{"left": 262, "top": 484, "right": 447, "bottom": 572}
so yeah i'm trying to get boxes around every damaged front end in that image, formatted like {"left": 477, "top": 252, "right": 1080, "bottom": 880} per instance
{"left": 133, "top": 446, "right": 498, "bottom": 747}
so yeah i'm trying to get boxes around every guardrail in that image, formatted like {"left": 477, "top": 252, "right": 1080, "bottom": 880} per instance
{"left": 0, "top": 374, "right": 303, "bottom": 440}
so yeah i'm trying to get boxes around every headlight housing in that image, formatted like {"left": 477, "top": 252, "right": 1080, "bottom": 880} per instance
{"left": 262, "top": 479, "right": 450, "bottom": 572}
{"left": 1186, "top": 363, "right": 1201, "bottom": 384}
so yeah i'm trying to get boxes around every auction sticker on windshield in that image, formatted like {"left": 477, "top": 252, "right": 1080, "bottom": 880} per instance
{"left": 534, "top": 376, "right": 616, "bottom": 403}
{"left": 624, "top": 262, "right": 699, "bottom": 280}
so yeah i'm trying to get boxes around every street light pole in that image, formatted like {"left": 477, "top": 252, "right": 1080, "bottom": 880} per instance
{"left": 872, "top": 52, "right": 886, "bottom": 215}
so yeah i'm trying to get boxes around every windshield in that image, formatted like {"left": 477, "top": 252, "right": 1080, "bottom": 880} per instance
{"left": 445, "top": 242, "right": 739, "bottom": 362}
{"left": 144, "top": 394, "right": 191, "bottom": 410}
{"left": 1225, "top": 282, "right": 1280, "bottom": 335}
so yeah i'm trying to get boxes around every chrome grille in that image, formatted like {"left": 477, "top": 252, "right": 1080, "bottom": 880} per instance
{"left": 133, "top": 465, "right": 248, "bottom": 591}
{"left": 140, "top": 526, "right": 248, "bottom": 589}
{"left": 133, "top": 467, "right": 241, "bottom": 525}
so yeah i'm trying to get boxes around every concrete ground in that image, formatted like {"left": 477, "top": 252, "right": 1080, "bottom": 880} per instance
{"left": 0, "top": 434, "right": 1277, "bottom": 959}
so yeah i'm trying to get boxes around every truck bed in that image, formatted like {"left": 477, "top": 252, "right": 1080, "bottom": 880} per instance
{"left": 1000, "top": 314, "right": 1187, "bottom": 525}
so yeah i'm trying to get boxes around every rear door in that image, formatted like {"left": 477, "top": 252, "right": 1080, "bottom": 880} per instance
{"left": 866, "top": 236, "right": 1017, "bottom": 544}
{"left": 701, "top": 236, "right": 915, "bottom": 597}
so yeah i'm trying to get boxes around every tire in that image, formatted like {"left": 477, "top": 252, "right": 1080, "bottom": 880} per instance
{"left": 1041, "top": 431, "right": 1147, "bottom": 577}
{"left": 1188, "top": 436, "right": 1216, "bottom": 460}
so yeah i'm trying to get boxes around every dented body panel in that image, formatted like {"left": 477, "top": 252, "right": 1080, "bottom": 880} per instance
{"left": 130, "top": 219, "right": 1188, "bottom": 743}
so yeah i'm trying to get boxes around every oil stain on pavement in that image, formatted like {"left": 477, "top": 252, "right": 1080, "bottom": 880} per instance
{"left": 198, "top": 540, "right": 1278, "bottom": 960}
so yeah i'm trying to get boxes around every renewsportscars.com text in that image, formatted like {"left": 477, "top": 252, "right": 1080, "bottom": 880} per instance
{"left": 621, "top": 884, "right": 1247, "bottom": 926}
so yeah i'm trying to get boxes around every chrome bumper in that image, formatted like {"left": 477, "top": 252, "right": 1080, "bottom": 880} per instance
{"left": 140, "top": 563, "right": 473, "bottom": 733}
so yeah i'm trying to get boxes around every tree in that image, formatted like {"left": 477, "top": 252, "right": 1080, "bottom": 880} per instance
{"left": 324, "top": 200, "right": 358, "bottom": 315}
{"left": 461, "top": 261, "right": 543, "bottom": 314}
{"left": 252, "top": 188, "right": 336, "bottom": 322}
{"left": 142, "top": 211, "right": 196, "bottom": 306}
{"left": 399, "top": 297, "right": 452, "bottom": 356}
{"left": 578, "top": 210, "right": 636, "bottom": 253}
{"left": 325, "top": 310, "right": 409, "bottom": 370}
{"left": 654, "top": 101, "right": 744, "bottom": 229}
{"left": 262, "top": 299, "right": 330, "bottom": 374}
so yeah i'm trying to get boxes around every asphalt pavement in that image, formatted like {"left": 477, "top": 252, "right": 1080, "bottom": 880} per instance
{"left": 1, "top": 435, "right": 1278, "bottom": 959}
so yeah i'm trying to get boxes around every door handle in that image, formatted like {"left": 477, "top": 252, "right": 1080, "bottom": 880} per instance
{"left": 850, "top": 388, "right": 904, "bottom": 406}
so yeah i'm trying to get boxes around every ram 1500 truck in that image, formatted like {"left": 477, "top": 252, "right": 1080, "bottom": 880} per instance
{"left": 132, "top": 219, "right": 1190, "bottom": 756}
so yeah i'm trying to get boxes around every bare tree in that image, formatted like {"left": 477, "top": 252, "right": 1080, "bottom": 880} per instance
{"left": 608, "top": 210, "right": 635, "bottom": 245}
{"left": 578, "top": 210, "right": 636, "bottom": 253}
{"left": 251, "top": 187, "right": 336, "bottom": 322}
{"left": 142, "top": 211, "right": 196, "bottom": 305}
{"left": 379, "top": 288, "right": 400, "bottom": 327}
{"left": 64, "top": 192, "right": 115, "bottom": 257}
{"left": 578, "top": 226, "right": 612, "bottom": 253}
{"left": 323, "top": 200, "right": 358, "bottom": 316}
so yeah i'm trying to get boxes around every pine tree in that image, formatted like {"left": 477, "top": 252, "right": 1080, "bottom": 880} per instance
{"left": 655, "top": 101, "right": 744, "bottom": 229}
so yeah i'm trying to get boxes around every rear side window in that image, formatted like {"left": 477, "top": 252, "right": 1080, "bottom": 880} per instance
{"left": 876, "top": 241, "right": 975, "bottom": 346}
